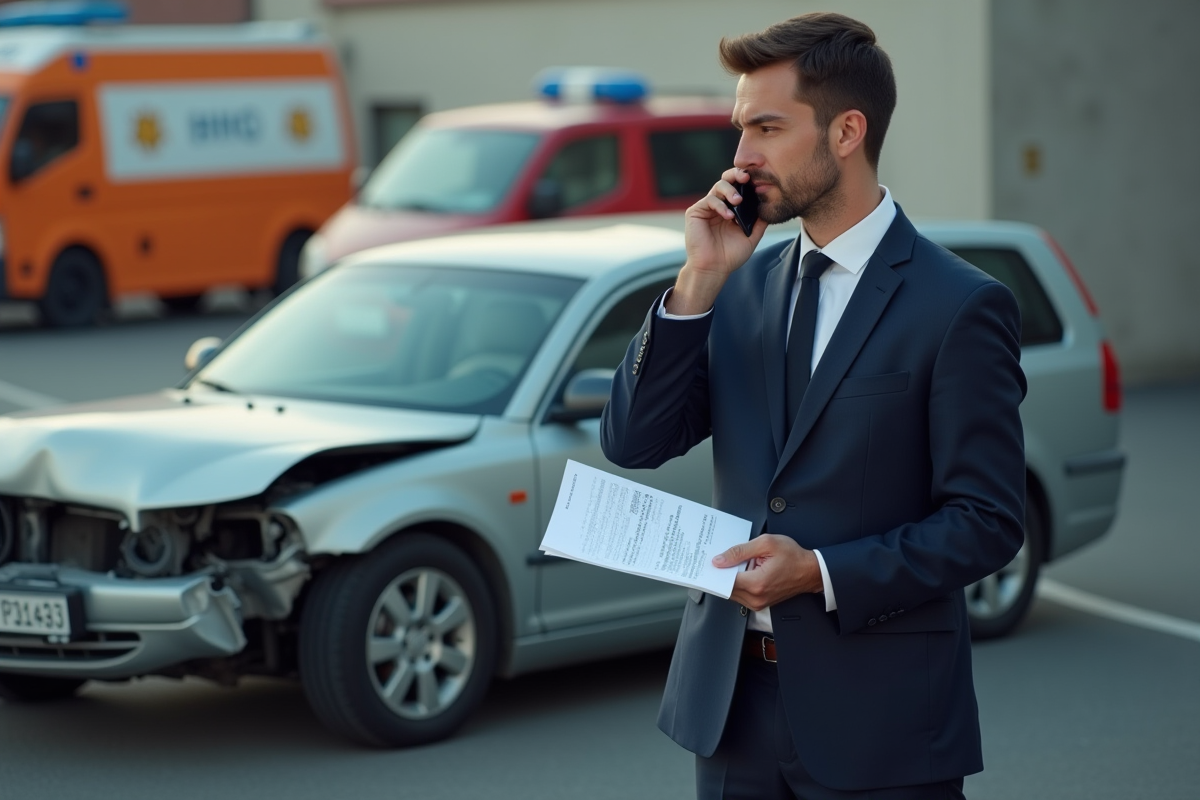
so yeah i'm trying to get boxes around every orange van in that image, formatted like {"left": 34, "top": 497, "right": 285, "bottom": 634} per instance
{"left": 0, "top": 16, "right": 356, "bottom": 326}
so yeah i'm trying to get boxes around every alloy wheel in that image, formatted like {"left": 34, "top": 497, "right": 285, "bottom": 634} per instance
{"left": 365, "top": 567, "right": 476, "bottom": 720}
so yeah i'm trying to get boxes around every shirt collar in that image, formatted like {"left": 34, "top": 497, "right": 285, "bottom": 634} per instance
{"left": 798, "top": 186, "right": 897, "bottom": 276}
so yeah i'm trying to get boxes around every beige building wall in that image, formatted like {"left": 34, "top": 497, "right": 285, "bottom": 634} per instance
{"left": 256, "top": 0, "right": 991, "bottom": 220}
{"left": 992, "top": 0, "right": 1200, "bottom": 384}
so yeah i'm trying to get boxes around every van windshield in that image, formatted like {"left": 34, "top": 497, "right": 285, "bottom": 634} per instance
{"left": 358, "top": 128, "right": 540, "bottom": 214}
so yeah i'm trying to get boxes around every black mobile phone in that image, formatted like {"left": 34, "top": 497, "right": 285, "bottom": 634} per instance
{"left": 724, "top": 180, "right": 759, "bottom": 236}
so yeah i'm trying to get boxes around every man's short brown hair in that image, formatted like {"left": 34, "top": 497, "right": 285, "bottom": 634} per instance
{"left": 719, "top": 13, "right": 897, "bottom": 169}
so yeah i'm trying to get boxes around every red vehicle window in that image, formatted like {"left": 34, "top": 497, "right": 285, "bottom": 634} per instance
{"left": 538, "top": 134, "right": 620, "bottom": 211}
{"left": 648, "top": 127, "right": 740, "bottom": 199}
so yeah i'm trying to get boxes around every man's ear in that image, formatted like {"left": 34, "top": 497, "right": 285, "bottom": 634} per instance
{"left": 831, "top": 109, "right": 868, "bottom": 161}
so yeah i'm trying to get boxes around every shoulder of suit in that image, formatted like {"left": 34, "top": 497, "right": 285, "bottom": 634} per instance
{"left": 910, "top": 233, "right": 1003, "bottom": 291}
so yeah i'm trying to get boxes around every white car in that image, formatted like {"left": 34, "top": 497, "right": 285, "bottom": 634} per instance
{"left": 0, "top": 215, "right": 1124, "bottom": 746}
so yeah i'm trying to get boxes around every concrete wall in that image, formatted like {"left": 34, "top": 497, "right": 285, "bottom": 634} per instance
{"left": 992, "top": 0, "right": 1200, "bottom": 384}
{"left": 256, "top": 0, "right": 991, "bottom": 221}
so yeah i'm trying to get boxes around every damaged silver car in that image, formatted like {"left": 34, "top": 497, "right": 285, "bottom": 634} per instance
{"left": 0, "top": 215, "right": 1124, "bottom": 746}
{"left": 0, "top": 222, "right": 714, "bottom": 746}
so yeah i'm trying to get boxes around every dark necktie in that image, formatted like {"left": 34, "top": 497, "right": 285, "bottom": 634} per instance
{"left": 785, "top": 250, "right": 833, "bottom": 430}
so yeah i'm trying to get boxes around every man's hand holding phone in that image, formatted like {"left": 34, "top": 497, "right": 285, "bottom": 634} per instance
{"left": 667, "top": 169, "right": 768, "bottom": 316}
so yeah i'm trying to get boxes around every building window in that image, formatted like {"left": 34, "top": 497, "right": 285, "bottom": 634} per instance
{"left": 371, "top": 104, "right": 423, "bottom": 166}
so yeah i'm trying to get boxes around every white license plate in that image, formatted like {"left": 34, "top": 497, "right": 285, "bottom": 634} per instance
{"left": 0, "top": 591, "right": 73, "bottom": 636}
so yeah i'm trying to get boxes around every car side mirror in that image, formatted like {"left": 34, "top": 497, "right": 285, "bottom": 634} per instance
{"left": 184, "top": 336, "right": 223, "bottom": 372}
{"left": 550, "top": 368, "right": 614, "bottom": 423}
{"left": 528, "top": 178, "right": 564, "bottom": 219}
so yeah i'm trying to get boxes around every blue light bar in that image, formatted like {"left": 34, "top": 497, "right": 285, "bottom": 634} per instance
{"left": 0, "top": 1, "right": 128, "bottom": 28}
{"left": 535, "top": 67, "right": 649, "bottom": 105}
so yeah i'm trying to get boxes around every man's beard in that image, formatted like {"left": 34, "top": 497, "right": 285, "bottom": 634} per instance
{"left": 752, "top": 138, "right": 841, "bottom": 225}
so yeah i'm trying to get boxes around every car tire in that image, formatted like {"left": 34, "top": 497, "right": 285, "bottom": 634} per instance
{"left": 299, "top": 533, "right": 498, "bottom": 747}
{"left": 161, "top": 294, "right": 204, "bottom": 314}
{"left": 39, "top": 248, "right": 107, "bottom": 328}
{"left": 966, "top": 496, "right": 1046, "bottom": 640}
{"left": 273, "top": 230, "right": 311, "bottom": 296}
{"left": 0, "top": 673, "right": 86, "bottom": 703}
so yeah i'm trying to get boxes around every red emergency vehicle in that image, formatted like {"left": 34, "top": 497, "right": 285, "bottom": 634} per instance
{"left": 302, "top": 68, "right": 735, "bottom": 276}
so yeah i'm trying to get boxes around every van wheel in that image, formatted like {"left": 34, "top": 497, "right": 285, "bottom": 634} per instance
{"left": 39, "top": 248, "right": 107, "bottom": 328}
{"left": 273, "top": 230, "right": 311, "bottom": 296}
{"left": 966, "top": 498, "right": 1045, "bottom": 640}
{"left": 299, "top": 533, "right": 498, "bottom": 747}
{"left": 0, "top": 673, "right": 86, "bottom": 703}
{"left": 162, "top": 294, "right": 204, "bottom": 314}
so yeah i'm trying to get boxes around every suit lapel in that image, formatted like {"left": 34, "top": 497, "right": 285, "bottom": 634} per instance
{"left": 761, "top": 237, "right": 800, "bottom": 458}
{"left": 772, "top": 209, "right": 918, "bottom": 481}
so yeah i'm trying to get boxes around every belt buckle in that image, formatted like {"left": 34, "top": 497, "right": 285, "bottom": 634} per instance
{"left": 761, "top": 636, "right": 776, "bottom": 663}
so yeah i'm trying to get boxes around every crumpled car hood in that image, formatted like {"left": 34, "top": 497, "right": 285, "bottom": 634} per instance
{"left": 0, "top": 391, "right": 479, "bottom": 528}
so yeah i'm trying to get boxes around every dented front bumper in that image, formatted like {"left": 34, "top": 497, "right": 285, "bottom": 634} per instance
{"left": 0, "top": 564, "right": 246, "bottom": 679}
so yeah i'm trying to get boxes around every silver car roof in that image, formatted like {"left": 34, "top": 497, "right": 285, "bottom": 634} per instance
{"left": 337, "top": 212, "right": 1048, "bottom": 281}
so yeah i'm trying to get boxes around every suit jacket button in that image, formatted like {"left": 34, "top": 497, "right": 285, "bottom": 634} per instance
{"left": 867, "top": 618, "right": 877, "bottom": 626}
{"left": 769, "top": 497, "right": 786, "bottom": 513}
{"left": 740, "top": 605, "right": 748, "bottom": 617}
{"left": 878, "top": 615, "right": 888, "bottom": 623}
{"left": 889, "top": 612, "right": 897, "bottom": 618}
{"left": 631, "top": 365, "right": 639, "bottom": 375}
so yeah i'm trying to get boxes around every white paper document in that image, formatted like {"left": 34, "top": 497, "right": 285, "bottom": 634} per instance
{"left": 539, "top": 460, "right": 753, "bottom": 599}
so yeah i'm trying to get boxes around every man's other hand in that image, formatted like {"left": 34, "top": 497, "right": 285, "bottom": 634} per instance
{"left": 713, "top": 534, "right": 824, "bottom": 611}
{"left": 667, "top": 169, "right": 769, "bottom": 316}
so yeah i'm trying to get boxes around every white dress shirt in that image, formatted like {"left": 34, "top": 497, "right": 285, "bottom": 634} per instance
{"left": 658, "top": 187, "right": 897, "bottom": 633}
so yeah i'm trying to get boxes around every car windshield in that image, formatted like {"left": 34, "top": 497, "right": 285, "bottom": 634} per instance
{"left": 191, "top": 264, "right": 581, "bottom": 415}
{"left": 358, "top": 128, "right": 541, "bottom": 214}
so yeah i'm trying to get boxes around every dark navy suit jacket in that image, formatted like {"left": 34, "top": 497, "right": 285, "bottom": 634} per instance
{"left": 601, "top": 207, "right": 1027, "bottom": 791}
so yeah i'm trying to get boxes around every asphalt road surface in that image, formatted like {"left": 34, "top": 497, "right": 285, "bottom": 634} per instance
{"left": 1, "top": 303, "right": 1198, "bottom": 800}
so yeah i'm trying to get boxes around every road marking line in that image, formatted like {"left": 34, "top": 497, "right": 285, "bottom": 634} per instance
{"left": 1038, "top": 579, "right": 1200, "bottom": 644}
{"left": 0, "top": 379, "right": 64, "bottom": 410}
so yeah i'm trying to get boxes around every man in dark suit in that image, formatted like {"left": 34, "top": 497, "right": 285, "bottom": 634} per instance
{"left": 601, "top": 13, "right": 1027, "bottom": 800}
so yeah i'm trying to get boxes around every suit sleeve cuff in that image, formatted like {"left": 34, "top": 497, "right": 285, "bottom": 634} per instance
{"left": 813, "top": 549, "right": 837, "bottom": 612}
{"left": 656, "top": 287, "right": 713, "bottom": 321}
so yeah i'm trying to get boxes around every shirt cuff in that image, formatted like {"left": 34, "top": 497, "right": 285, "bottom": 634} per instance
{"left": 655, "top": 287, "right": 712, "bottom": 320}
{"left": 813, "top": 549, "right": 837, "bottom": 612}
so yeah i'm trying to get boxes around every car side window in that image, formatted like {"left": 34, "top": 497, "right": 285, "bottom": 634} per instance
{"left": 649, "top": 128, "right": 741, "bottom": 199}
{"left": 950, "top": 247, "right": 1064, "bottom": 347}
{"left": 10, "top": 100, "right": 79, "bottom": 183}
{"left": 539, "top": 134, "right": 620, "bottom": 210}
{"left": 570, "top": 278, "right": 676, "bottom": 375}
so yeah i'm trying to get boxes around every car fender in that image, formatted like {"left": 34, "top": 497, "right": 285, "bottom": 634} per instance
{"left": 272, "top": 418, "right": 539, "bottom": 635}
{"left": 290, "top": 479, "right": 514, "bottom": 559}
{"left": 1021, "top": 426, "right": 1062, "bottom": 558}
